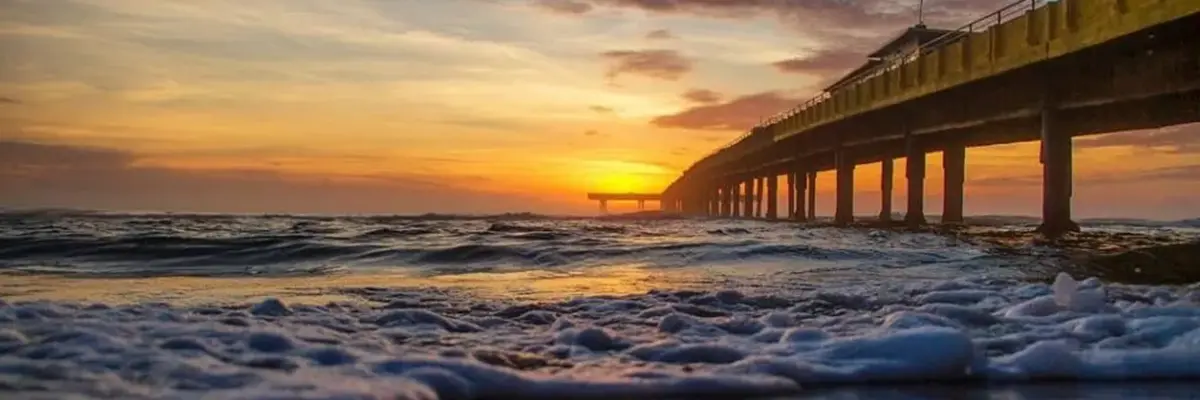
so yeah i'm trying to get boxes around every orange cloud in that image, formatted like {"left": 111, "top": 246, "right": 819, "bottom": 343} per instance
{"left": 681, "top": 88, "right": 722, "bottom": 104}
{"left": 532, "top": 0, "right": 594, "bottom": 14}
{"left": 0, "top": 140, "right": 580, "bottom": 214}
{"left": 652, "top": 91, "right": 803, "bottom": 131}
{"left": 646, "top": 29, "right": 675, "bottom": 40}
{"left": 600, "top": 49, "right": 693, "bottom": 81}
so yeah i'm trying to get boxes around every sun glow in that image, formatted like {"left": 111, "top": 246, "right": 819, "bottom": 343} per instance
{"left": 581, "top": 160, "right": 672, "bottom": 193}
{"left": 593, "top": 174, "right": 645, "bottom": 193}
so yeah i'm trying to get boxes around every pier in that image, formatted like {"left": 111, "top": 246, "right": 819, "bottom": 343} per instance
{"left": 586, "top": 193, "right": 661, "bottom": 214}
{"left": 660, "top": 0, "right": 1200, "bottom": 236}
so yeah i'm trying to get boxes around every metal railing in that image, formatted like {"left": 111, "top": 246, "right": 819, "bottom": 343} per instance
{"left": 692, "top": 0, "right": 1050, "bottom": 169}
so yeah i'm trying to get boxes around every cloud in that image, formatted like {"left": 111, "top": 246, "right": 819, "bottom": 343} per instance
{"left": 971, "top": 164, "right": 1200, "bottom": 188}
{"left": 681, "top": 88, "right": 722, "bottom": 104}
{"left": 583, "top": 129, "right": 600, "bottom": 136}
{"left": 589, "top": 105, "right": 615, "bottom": 114}
{"left": 584, "top": 0, "right": 1011, "bottom": 44}
{"left": 771, "top": 49, "right": 863, "bottom": 76}
{"left": 0, "top": 140, "right": 133, "bottom": 171}
{"left": 1077, "top": 124, "right": 1200, "bottom": 154}
{"left": 645, "top": 29, "right": 675, "bottom": 40}
{"left": 651, "top": 91, "right": 802, "bottom": 131}
{"left": 0, "top": 141, "right": 573, "bottom": 214}
{"left": 591, "top": 0, "right": 907, "bottom": 37}
{"left": 0, "top": 97, "right": 20, "bottom": 105}
{"left": 532, "top": 0, "right": 594, "bottom": 15}
{"left": 599, "top": 49, "right": 693, "bottom": 81}
{"left": 1119, "top": 164, "right": 1200, "bottom": 182}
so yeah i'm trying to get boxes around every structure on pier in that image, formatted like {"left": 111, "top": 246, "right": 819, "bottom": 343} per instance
{"left": 661, "top": 0, "right": 1200, "bottom": 236}
{"left": 586, "top": 193, "right": 660, "bottom": 214}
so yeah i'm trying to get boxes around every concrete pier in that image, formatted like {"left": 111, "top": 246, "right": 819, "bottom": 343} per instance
{"left": 786, "top": 172, "right": 796, "bottom": 219}
{"left": 657, "top": 3, "right": 1199, "bottom": 236}
{"left": 806, "top": 172, "right": 816, "bottom": 221}
{"left": 754, "top": 177, "right": 764, "bottom": 218}
{"left": 942, "top": 144, "right": 965, "bottom": 225}
{"left": 880, "top": 158, "right": 893, "bottom": 223}
{"left": 795, "top": 170, "right": 808, "bottom": 222}
{"left": 742, "top": 179, "right": 753, "bottom": 218}
{"left": 586, "top": 193, "right": 661, "bottom": 214}
{"left": 767, "top": 175, "right": 778, "bottom": 219}
{"left": 905, "top": 136, "right": 926, "bottom": 227}
{"left": 722, "top": 185, "right": 733, "bottom": 217}
{"left": 834, "top": 150, "right": 855, "bottom": 225}
{"left": 1037, "top": 105, "right": 1080, "bottom": 236}
{"left": 732, "top": 183, "right": 742, "bottom": 218}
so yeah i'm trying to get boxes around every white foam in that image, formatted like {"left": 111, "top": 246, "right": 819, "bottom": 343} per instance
{"left": 3, "top": 274, "right": 1200, "bottom": 398}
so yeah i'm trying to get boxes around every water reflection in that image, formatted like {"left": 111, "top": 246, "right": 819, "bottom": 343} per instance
{"left": 1, "top": 263, "right": 708, "bottom": 305}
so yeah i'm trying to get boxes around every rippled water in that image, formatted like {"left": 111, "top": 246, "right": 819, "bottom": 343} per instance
{"left": 3, "top": 212, "right": 1200, "bottom": 399}
{"left": 0, "top": 212, "right": 1038, "bottom": 279}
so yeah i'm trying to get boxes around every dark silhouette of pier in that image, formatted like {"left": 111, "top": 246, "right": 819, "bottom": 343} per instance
{"left": 660, "top": 0, "right": 1200, "bottom": 236}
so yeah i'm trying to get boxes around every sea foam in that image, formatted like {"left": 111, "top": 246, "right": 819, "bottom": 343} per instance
{"left": 3, "top": 273, "right": 1200, "bottom": 399}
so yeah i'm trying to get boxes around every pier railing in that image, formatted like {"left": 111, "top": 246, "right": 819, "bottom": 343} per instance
{"left": 692, "top": 0, "right": 1050, "bottom": 170}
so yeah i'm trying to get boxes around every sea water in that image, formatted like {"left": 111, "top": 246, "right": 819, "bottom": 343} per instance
{"left": 2, "top": 211, "right": 1199, "bottom": 399}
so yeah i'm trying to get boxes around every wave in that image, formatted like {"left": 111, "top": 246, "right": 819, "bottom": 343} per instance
{"left": 4, "top": 214, "right": 1195, "bottom": 279}
{"left": 0, "top": 232, "right": 923, "bottom": 278}
{"left": 352, "top": 227, "right": 439, "bottom": 239}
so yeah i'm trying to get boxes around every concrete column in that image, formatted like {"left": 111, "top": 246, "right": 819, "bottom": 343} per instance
{"left": 806, "top": 172, "right": 817, "bottom": 220}
{"left": 786, "top": 172, "right": 796, "bottom": 219}
{"left": 943, "top": 144, "right": 966, "bottom": 225}
{"left": 755, "top": 177, "right": 764, "bottom": 218}
{"left": 742, "top": 179, "right": 754, "bottom": 218}
{"left": 905, "top": 135, "right": 927, "bottom": 227}
{"left": 767, "top": 174, "right": 778, "bottom": 220}
{"left": 795, "top": 169, "right": 808, "bottom": 221}
{"left": 880, "top": 158, "right": 894, "bottom": 223}
{"left": 1037, "top": 105, "right": 1079, "bottom": 236}
{"left": 638, "top": 200, "right": 646, "bottom": 211}
{"left": 729, "top": 182, "right": 739, "bottom": 216}
{"left": 714, "top": 186, "right": 722, "bottom": 216}
{"left": 835, "top": 150, "right": 855, "bottom": 225}
{"left": 709, "top": 187, "right": 718, "bottom": 216}
{"left": 721, "top": 185, "right": 733, "bottom": 217}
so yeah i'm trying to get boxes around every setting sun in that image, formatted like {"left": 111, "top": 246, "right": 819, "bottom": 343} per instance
{"left": 581, "top": 160, "right": 671, "bottom": 194}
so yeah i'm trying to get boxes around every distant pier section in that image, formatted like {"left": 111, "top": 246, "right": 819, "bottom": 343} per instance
{"left": 586, "top": 193, "right": 660, "bottom": 214}
{"left": 587, "top": 192, "right": 757, "bottom": 214}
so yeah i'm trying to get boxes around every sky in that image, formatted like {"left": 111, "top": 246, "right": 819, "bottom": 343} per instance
{"left": 0, "top": 0, "right": 1197, "bottom": 218}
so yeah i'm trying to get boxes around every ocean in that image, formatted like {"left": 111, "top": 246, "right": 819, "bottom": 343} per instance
{"left": 2, "top": 211, "right": 1200, "bottom": 399}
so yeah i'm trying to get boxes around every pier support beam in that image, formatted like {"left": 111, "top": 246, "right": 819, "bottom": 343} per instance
{"left": 880, "top": 158, "right": 894, "bottom": 223}
{"left": 754, "top": 177, "right": 764, "bottom": 218}
{"left": 732, "top": 183, "right": 742, "bottom": 218}
{"left": 637, "top": 200, "right": 646, "bottom": 211}
{"left": 786, "top": 172, "right": 796, "bottom": 219}
{"left": 742, "top": 179, "right": 754, "bottom": 218}
{"left": 1037, "top": 105, "right": 1080, "bottom": 236}
{"left": 721, "top": 185, "right": 733, "bottom": 217}
{"left": 905, "top": 136, "right": 927, "bottom": 227}
{"left": 599, "top": 200, "right": 608, "bottom": 214}
{"left": 835, "top": 150, "right": 855, "bottom": 225}
{"left": 710, "top": 187, "right": 716, "bottom": 216}
{"left": 807, "top": 172, "right": 817, "bottom": 220}
{"left": 795, "top": 169, "right": 808, "bottom": 222}
{"left": 767, "top": 174, "right": 778, "bottom": 219}
{"left": 942, "top": 143, "right": 966, "bottom": 225}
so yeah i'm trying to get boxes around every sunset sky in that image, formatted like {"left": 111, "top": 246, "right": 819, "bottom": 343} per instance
{"left": 1, "top": 0, "right": 1198, "bottom": 218}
